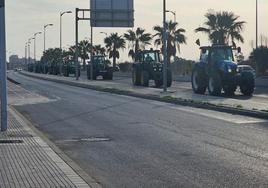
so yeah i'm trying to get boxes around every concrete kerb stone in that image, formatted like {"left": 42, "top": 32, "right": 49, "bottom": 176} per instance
{"left": 19, "top": 71, "right": 268, "bottom": 120}
{"left": 9, "top": 106, "right": 102, "bottom": 188}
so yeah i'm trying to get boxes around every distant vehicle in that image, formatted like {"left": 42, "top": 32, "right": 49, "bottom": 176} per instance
{"left": 191, "top": 45, "right": 255, "bottom": 96}
{"left": 62, "top": 61, "right": 80, "bottom": 77}
{"left": 87, "top": 55, "right": 113, "bottom": 80}
{"left": 132, "top": 49, "right": 172, "bottom": 88}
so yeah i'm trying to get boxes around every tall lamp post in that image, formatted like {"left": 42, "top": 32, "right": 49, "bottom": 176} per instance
{"left": 34, "top": 32, "right": 42, "bottom": 64}
{"left": 60, "top": 11, "right": 72, "bottom": 75}
{"left": 256, "top": 0, "right": 258, "bottom": 49}
{"left": 163, "top": 0, "right": 168, "bottom": 92}
{"left": 0, "top": 0, "right": 7, "bottom": 131}
{"left": 44, "top": 24, "right": 53, "bottom": 52}
{"left": 166, "top": 10, "right": 176, "bottom": 22}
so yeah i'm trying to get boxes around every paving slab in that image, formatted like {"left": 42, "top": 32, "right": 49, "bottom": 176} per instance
{"left": 0, "top": 106, "right": 95, "bottom": 188}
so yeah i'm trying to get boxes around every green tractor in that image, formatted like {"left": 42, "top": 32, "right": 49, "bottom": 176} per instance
{"left": 87, "top": 55, "right": 113, "bottom": 80}
{"left": 132, "top": 49, "right": 172, "bottom": 88}
{"left": 62, "top": 61, "right": 79, "bottom": 77}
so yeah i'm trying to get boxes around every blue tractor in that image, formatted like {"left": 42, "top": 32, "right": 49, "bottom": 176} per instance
{"left": 191, "top": 45, "right": 255, "bottom": 96}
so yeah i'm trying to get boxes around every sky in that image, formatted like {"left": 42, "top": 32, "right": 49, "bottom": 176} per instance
{"left": 5, "top": 0, "right": 268, "bottom": 62}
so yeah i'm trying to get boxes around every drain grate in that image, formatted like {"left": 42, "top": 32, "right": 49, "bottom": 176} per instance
{"left": 0, "top": 140, "right": 24, "bottom": 144}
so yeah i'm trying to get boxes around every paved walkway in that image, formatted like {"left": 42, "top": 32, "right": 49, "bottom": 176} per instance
{"left": 0, "top": 103, "right": 96, "bottom": 187}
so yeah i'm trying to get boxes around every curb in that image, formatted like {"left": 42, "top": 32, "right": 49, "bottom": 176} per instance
{"left": 19, "top": 71, "right": 268, "bottom": 120}
{"left": 9, "top": 106, "right": 102, "bottom": 188}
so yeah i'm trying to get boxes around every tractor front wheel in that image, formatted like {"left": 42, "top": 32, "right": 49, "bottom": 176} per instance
{"left": 141, "top": 71, "right": 149, "bottom": 87}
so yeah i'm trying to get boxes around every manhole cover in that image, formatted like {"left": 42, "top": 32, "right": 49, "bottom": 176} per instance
{"left": 0, "top": 140, "right": 23, "bottom": 144}
{"left": 80, "top": 137, "right": 111, "bottom": 142}
{"left": 61, "top": 137, "right": 111, "bottom": 143}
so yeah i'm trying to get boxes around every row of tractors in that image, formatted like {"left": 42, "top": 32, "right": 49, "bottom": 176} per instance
{"left": 27, "top": 45, "right": 256, "bottom": 96}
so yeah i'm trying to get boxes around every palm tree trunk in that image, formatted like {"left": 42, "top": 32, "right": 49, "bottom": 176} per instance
{"left": 83, "top": 58, "right": 86, "bottom": 71}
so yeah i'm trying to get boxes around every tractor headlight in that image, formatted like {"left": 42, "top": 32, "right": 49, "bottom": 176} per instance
{"left": 228, "top": 67, "right": 232, "bottom": 73}
{"left": 154, "top": 68, "right": 157, "bottom": 71}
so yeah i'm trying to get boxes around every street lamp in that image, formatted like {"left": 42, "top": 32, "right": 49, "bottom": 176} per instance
{"left": 256, "top": 0, "right": 258, "bottom": 48}
{"left": 166, "top": 10, "right": 176, "bottom": 22}
{"left": 34, "top": 32, "right": 42, "bottom": 64}
{"left": 28, "top": 38, "right": 34, "bottom": 64}
{"left": 44, "top": 24, "right": 53, "bottom": 52}
{"left": 60, "top": 11, "right": 72, "bottom": 75}
{"left": 25, "top": 42, "right": 28, "bottom": 64}
{"left": 163, "top": 0, "right": 168, "bottom": 92}
{"left": 100, "top": 32, "right": 108, "bottom": 37}
{"left": 0, "top": 0, "right": 7, "bottom": 131}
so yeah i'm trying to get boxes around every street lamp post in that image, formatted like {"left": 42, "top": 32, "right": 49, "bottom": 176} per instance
{"left": 43, "top": 24, "right": 53, "bottom": 73}
{"left": 34, "top": 32, "right": 42, "bottom": 64}
{"left": 163, "top": 0, "right": 168, "bottom": 92}
{"left": 60, "top": 11, "right": 72, "bottom": 75}
{"left": 25, "top": 42, "right": 28, "bottom": 65}
{"left": 166, "top": 10, "right": 176, "bottom": 22}
{"left": 256, "top": 0, "right": 258, "bottom": 49}
{"left": 0, "top": 0, "right": 7, "bottom": 132}
{"left": 44, "top": 24, "right": 53, "bottom": 52}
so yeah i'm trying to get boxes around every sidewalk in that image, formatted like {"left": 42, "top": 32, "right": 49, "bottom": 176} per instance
{"left": 0, "top": 107, "right": 99, "bottom": 188}
{"left": 17, "top": 71, "right": 268, "bottom": 118}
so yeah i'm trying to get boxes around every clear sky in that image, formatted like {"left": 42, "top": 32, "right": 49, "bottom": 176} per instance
{"left": 5, "top": 0, "right": 268, "bottom": 62}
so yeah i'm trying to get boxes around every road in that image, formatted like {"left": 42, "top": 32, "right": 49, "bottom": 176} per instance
{"left": 8, "top": 72, "right": 268, "bottom": 188}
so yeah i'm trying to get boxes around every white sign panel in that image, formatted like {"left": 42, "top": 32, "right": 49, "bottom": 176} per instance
{"left": 90, "top": 0, "right": 134, "bottom": 27}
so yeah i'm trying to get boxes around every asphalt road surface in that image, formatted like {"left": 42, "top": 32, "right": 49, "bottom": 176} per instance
{"left": 8, "top": 72, "right": 268, "bottom": 188}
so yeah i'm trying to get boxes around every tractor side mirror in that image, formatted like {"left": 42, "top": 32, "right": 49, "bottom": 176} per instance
{"left": 237, "top": 47, "right": 241, "bottom": 53}
{"left": 196, "top": 39, "right": 201, "bottom": 46}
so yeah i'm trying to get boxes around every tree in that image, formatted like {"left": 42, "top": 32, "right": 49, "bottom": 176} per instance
{"left": 195, "top": 10, "right": 246, "bottom": 45}
{"left": 250, "top": 46, "right": 268, "bottom": 75}
{"left": 94, "top": 45, "right": 106, "bottom": 56}
{"left": 104, "top": 33, "right": 126, "bottom": 68}
{"left": 79, "top": 40, "right": 92, "bottom": 70}
{"left": 153, "top": 20, "right": 186, "bottom": 66}
{"left": 124, "top": 28, "right": 152, "bottom": 61}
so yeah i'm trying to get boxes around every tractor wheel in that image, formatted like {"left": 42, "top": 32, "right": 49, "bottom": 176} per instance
{"left": 191, "top": 66, "right": 207, "bottom": 94}
{"left": 240, "top": 72, "right": 255, "bottom": 96}
{"left": 154, "top": 80, "right": 163, "bottom": 88}
{"left": 223, "top": 84, "right": 236, "bottom": 96}
{"left": 104, "top": 71, "right": 113, "bottom": 80}
{"left": 167, "top": 70, "right": 172, "bottom": 87}
{"left": 141, "top": 71, "right": 149, "bottom": 87}
{"left": 132, "top": 68, "right": 141, "bottom": 86}
{"left": 208, "top": 73, "right": 222, "bottom": 96}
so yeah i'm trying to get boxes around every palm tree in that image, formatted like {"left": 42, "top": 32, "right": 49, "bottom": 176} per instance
{"left": 153, "top": 20, "right": 186, "bottom": 66}
{"left": 124, "top": 28, "right": 152, "bottom": 61}
{"left": 104, "top": 33, "right": 126, "bottom": 68}
{"left": 195, "top": 10, "right": 246, "bottom": 45}
{"left": 94, "top": 45, "right": 106, "bottom": 56}
{"left": 78, "top": 40, "right": 92, "bottom": 70}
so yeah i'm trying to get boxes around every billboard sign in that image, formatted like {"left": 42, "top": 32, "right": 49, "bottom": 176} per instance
{"left": 90, "top": 0, "right": 134, "bottom": 27}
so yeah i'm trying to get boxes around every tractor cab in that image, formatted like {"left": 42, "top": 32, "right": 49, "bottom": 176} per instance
{"left": 138, "top": 49, "right": 161, "bottom": 64}
{"left": 87, "top": 55, "right": 113, "bottom": 80}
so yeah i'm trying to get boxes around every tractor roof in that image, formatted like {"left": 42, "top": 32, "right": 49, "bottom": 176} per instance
{"left": 200, "top": 45, "right": 232, "bottom": 50}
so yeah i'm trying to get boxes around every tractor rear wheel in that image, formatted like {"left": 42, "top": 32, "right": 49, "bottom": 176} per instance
{"left": 132, "top": 68, "right": 141, "bottom": 86}
{"left": 141, "top": 71, "right": 149, "bottom": 87}
{"left": 191, "top": 66, "right": 207, "bottom": 94}
{"left": 208, "top": 73, "right": 222, "bottom": 96}
{"left": 240, "top": 72, "right": 255, "bottom": 96}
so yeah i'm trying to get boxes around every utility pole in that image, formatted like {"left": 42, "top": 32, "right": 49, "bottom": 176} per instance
{"left": 0, "top": 0, "right": 7, "bottom": 132}
{"left": 25, "top": 42, "right": 28, "bottom": 65}
{"left": 163, "top": 0, "right": 168, "bottom": 92}
{"left": 43, "top": 24, "right": 53, "bottom": 73}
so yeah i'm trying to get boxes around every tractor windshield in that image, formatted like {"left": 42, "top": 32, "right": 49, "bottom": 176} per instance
{"left": 143, "top": 52, "right": 160, "bottom": 63}
{"left": 92, "top": 56, "right": 105, "bottom": 63}
{"left": 211, "top": 48, "right": 234, "bottom": 62}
